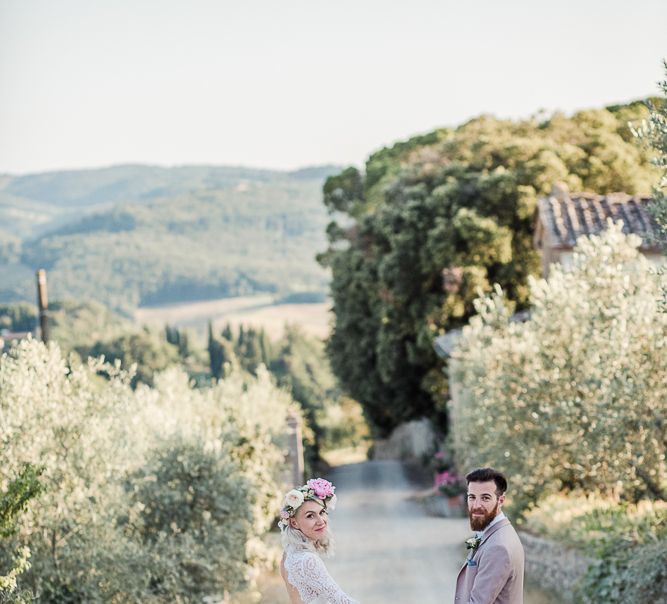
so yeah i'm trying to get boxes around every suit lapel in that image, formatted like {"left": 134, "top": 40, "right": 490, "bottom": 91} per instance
{"left": 471, "top": 517, "right": 511, "bottom": 559}
{"left": 460, "top": 517, "right": 512, "bottom": 573}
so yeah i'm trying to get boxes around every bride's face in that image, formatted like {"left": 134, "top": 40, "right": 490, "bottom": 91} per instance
{"left": 290, "top": 499, "right": 329, "bottom": 541}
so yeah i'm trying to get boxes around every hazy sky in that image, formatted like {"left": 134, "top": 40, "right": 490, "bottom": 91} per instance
{"left": 1, "top": 0, "right": 666, "bottom": 175}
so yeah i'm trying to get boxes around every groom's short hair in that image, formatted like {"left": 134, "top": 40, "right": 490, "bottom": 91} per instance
{"left": 466, "top": 467, "right": 508, "bottom": 496}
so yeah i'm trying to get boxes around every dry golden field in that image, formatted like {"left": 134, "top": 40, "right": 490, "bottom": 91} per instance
{"left": 135, "top": 295, "right": 332, "bottom": 340}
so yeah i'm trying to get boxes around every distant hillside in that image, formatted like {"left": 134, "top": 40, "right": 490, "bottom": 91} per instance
{"left": 0, "top": 164, "right": 340, "bottom": 313}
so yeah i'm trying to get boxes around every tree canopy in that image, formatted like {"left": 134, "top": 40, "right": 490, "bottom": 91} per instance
{"left": 320, "top": 103, "right": 658, "bottom": 435}
{"left": 207, "top": 322, "right": 368, "bottom": 463}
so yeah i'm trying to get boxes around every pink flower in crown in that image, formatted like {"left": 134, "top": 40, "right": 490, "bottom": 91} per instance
{"left": 306, "top": 478, "right": 335, "bottom": 499}
{"left": 279, "top": 510, "right": 290, "bottom": 520}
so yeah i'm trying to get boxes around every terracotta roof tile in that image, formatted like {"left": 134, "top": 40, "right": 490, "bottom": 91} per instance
{"left": 537, "top": 193, "right": 661, "bottom": 251}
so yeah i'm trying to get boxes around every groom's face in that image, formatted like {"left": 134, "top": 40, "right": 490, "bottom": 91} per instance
{"left": 467, "top": 480, "right": 505, "bottom": 531}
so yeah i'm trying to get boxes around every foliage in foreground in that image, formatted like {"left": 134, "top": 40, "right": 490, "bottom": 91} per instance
{"left": 522, "top": 493, "right": 667, "bottom": 603}
{"left": 0, "top": 340, "right": 293, "bottom": 602}
{"left": 522, "top": 494, "right": 667, "bottom": 553}
{"left": 0, "top": 464, "right": 43, "bottom": 602}
{"left": 449, "top": 223, "right": 667, "bottom": 515}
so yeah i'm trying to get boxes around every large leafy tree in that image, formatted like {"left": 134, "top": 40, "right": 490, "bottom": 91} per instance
{"left": 320, "top": 105, "right": 657, "bottom": 436}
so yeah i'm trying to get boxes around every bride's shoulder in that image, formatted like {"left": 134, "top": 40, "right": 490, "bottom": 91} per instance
{"left": 285, "top": 549, "right": 324, "bottom": 570}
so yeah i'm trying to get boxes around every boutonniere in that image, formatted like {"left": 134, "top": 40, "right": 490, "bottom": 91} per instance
{"left": 465, "top": 536, "right": 482, "bottom": 552}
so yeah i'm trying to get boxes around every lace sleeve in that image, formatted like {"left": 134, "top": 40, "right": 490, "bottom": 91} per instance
{"left": 285, "top": 551, "right": 359, "bottom": 604}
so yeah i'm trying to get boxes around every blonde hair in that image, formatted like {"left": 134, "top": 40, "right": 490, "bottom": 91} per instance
{"left": 281, "top": 524, "right": 334, "bottom": 556}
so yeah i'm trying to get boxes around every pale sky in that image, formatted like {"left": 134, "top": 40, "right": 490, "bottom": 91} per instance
{"left": 1, "top": 0, "right": 666, "bottom": 175}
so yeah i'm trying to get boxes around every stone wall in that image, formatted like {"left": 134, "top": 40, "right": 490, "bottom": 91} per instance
{"left": 519, "top": 531, "right": 593, "bottom": 602}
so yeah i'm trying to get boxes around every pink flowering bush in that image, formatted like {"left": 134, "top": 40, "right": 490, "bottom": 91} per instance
{"left": 436, "top": 472, "right": 466, "bottom": 497}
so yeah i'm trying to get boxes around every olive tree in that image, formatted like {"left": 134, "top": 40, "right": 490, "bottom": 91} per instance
{"left": 450, "top": 222, "right": 667, "bottom": 514}
{"left": 0, "top": 340, "right": 293, "bottom": 602}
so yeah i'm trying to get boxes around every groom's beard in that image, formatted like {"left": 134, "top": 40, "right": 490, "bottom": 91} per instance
{"left": 468, "top": 501, "right": 500, "bottom": 532}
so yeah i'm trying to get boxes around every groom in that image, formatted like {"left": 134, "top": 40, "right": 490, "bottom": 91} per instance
{"left": 454, "top": 467, "right": 524, "bottom": 603}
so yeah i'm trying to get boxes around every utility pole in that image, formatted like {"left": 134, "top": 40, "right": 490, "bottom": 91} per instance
{"left": 36, "top": 269, "right": 49, "bottom": 344}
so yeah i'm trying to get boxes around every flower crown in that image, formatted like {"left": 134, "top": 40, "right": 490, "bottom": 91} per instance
{"left": 278, "top": 478, "right": 337, "bottom": 530}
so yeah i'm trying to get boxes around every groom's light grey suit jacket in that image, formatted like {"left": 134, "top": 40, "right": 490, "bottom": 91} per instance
{"left": 454, "top": 517, "right": 525, "bottom": 604}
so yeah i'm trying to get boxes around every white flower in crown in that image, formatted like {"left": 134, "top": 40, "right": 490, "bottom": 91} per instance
{"left": 327, "top": 493, "right": 338, "bottom": 511}
{"left": 277, "top": 510, "right": 291, "bottom": 530}
{"left": 284, "top": 489, "right": 305, "bottom": 509}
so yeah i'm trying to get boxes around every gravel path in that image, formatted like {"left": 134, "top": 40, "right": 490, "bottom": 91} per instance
{"left": 323, "top": 460, "right": 470, "bottom": 603}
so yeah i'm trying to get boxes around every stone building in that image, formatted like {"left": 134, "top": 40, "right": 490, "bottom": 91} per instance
{"left": 533, "top": 183, "right": 662, "bottom": 277}
{"left": 434, "top": 184, "right": 664, "bottom": 360}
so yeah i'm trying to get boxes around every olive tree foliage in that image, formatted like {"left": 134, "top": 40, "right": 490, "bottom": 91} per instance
{"left": 0, "top": 464, "right": 43, "bottom": 603}
{"left": 320, "top": 105, "right": 657, "bottom": 436}
{"left": 0, "top": 339, "right": 293, "bottom": 602}
{"left": 449, "top": 223, "right": 667, "bottom": 515}
{"left": 522, "top": 494, "right": 667, "bottom": 603}
{"left": 634, "top": 61, "right": 667, "bottom": 240}
{"left": 0, "top": 342, "right": 141, "bottom": 601}
{"left": 634, "top": 61, "right": 667, "bottom": 314}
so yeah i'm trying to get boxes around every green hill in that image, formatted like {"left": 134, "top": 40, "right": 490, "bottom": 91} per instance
{"left": 0, "top": 164, "right": 339, "bottom": 313}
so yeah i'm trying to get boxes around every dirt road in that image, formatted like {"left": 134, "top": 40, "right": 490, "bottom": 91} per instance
{"left": 323, "top": 460, "right": 470, "bottom": 603}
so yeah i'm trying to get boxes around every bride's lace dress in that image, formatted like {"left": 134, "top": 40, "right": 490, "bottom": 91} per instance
{"left": 282, "top": 545, "right": 359, "bottom": 604}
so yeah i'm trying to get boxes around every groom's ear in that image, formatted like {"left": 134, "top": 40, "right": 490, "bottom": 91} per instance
{"left": 498, "top": 493, "right": 506, "bottom": 506}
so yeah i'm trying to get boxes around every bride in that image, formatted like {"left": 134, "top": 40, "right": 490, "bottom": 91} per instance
{"left": 279, "top": 478, "right": 359, "bottom": 604}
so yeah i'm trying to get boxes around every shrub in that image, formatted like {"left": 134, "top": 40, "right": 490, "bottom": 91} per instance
{"left": 123, "top": 437, "right": 254, "bottom": 599}
{"left": 317, "top": 395, "right": 370, "bottom": 453}
{"left": 88, "top": 328, "right": 180, "bottom": 387}
{"left": 577, "top": 538, "right": 667, "bottom": 603}
{"left": 522, "top": 493, "right": 667, "bottom": 602}
{"left": 522, "top": 493, "right": 667, "bottom": 552}
{"left": 0, "top": 303, "right": 37, "bottom": 333}
{"left": 0, "top": 339, "right": 293, "bottom": 602}
{"left": 0, "top": 464, "right": 43, "bottom": 602}
{"left": 616, "top": 538, "right": 667, "bottom": 602}
{"left": 449, "top": 222, "right": 667, "bottom": 515}
{"left": 0, "top": 339, "right": 145, "bottom": 601}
